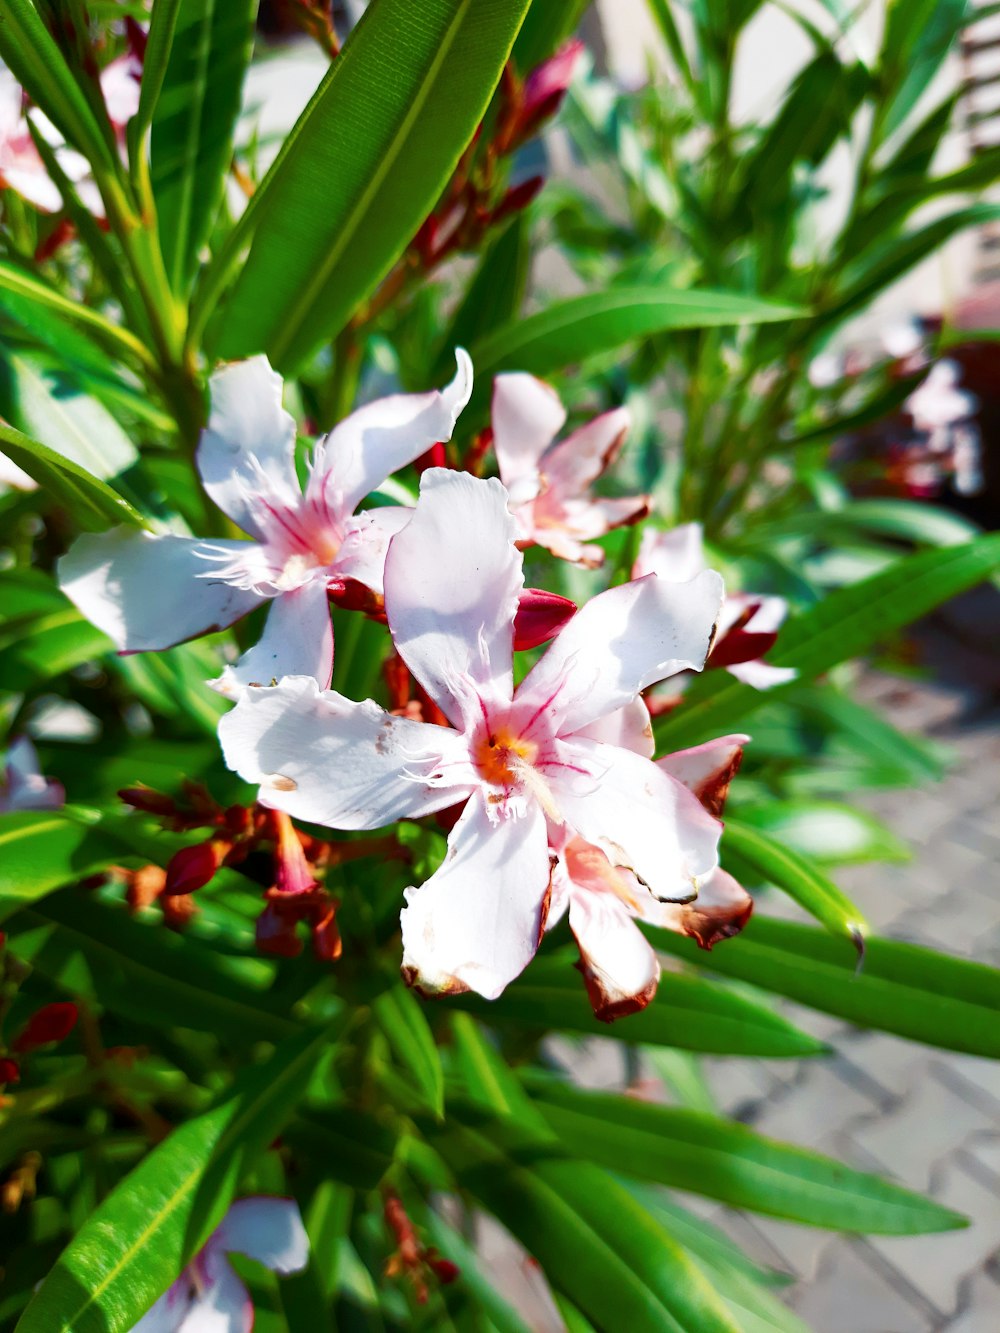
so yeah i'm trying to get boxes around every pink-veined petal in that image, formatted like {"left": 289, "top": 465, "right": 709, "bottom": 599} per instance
{"left": 491, "top": 373, "right": 566, "bottom": 502}
{"left": 384, "top": 470, "right": 523, "bottom": 727}
{"left": 210, "top": 583, "right": 333, "bottom": 699}
{"left": 212, "top": 1197, "right": 309, "bottom": 1275}
{"left": 552, "top": 739, "right": 721, "bottom": 902}
{"left": 633, "top": 523, "right": 706, "bottom": 583}
{"left": 316, "top": 350, "right": 472, "bottom": 515}
{"left": 176, "top": 1258, "right": 252, "bottom": 1333}
{"left": 333, "top": 506, "right": 412, "bottom": 595}
{"left": 2, "top": 737, "right": 64, "bottom": 812}
{"left": 219, "top": 675, "right": 474, "bottom": 830}
{"left": 540, "top": 406, "right": 630, "bottom": 497}
{"left": 515, "top": 571, "right": 723, "bottom": 738}
{"left": 400, "top": 792, "right": 551, "bottom": 1000}
{"left": 197, "top": 357, "right": 300, "bottom": 537}
{"left": 639, "top": 866, "right": 753, "bottom": 950}
{"left": 570, "top": 698, "right": 654, "bottom": 758}
{"left": 58, "top": 527, "right": 262, "bottom": 651}
{"left": 657, "top": 734, "right": 749, "bottom": 819}
{"left": 726, "top": 659, "right": 797, "bottom": 690}
{"left": 567, "top": 878, "right": 660, "bottom": 1022}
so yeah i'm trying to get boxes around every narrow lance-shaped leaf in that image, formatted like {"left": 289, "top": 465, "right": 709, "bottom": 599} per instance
{"left": 0, "top": 423, "right": 145, "bottom": 531}
{"left": 372, "top": 982, "right": 445, "bottom": 1120}
{"left": 14, "top": 1025, "right": 331, "bottom": 1333}
{"left": 212, "top": 0, "right": 533, "bottom": 371}
{"left": 0, "top": 812, "right": 120, "bottom": 923}
{"left": 723, "top": 818, "right": 867, "bottom": 950}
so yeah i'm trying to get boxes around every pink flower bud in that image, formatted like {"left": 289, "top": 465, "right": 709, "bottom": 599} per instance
{"left": 13, "top": 1001, "right": 78, "bottom": 1052}
{"left": 164, "top": 839, "right": 228, "bottom": 896}
{"left": 513, "top": 588, "right": 576, "bottom": 650}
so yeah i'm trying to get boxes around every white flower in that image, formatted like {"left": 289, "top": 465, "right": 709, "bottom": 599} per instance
{"left": 59, "top": 353, "right": 472, "bottom": 697}
{"left": 220, "top": 470, "right": 725, "bottom": 1001}
{"left": 0, "top": 737, "right": 64, "bottom": 813}
{"left": 131, "top": 1196, "right": 308, "bottom": 1333}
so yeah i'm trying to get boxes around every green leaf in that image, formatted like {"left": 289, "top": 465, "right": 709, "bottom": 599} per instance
{"left": 451, "top": 955, "right": 825, "bottom": 1056}
{"left": 792, "top": 685, "right": 948, "bottom": 786}
{"left": 212, "top": 0, "right": 532, "bottom": 371}
{"left": 654, "top": 534, "right": 1000, "bottom": 750}
{"left": 0, "top": 601, "right": 111, "bottom": 691}
{"left": 526, "top": 1080, "right": 967, "bottom": 1234}
{"left": 0, "top": 423, "right": 145, "bottom": 531}
{"left": 510, "top": 0, "right": 590, "bottom": 70}
{"left": 736, "top": 800, "right": 910, "bottom": 865}
{"left": 151, "top": 0, "right": 259, "bottom": 293}
{"left": 15, "top": 1026, "right": 329, "bottom": 1333}
{"left": 372, "top": 983, "right": 444, "bottom": 1119}
{"left": 656, "top": 916, "right": 1000, "bottom": 1059}
{"left": 7, "top": 890, "right": 300, "bottom": 1046}
{"left": 723, "top": 819, "right": 867, "bottom": 946}
{"left": 130, "top": 0, "right": 184, "bottom": 152}
{"left": 0, "top": 0, "right": 116, "bottom": 171}
{"left": 0, "top": 812, "right": 121, "bottom": 923}
{"left": 468, "top": 288, "right": 805, "bottom": 398}
{"left": 434, "top": 1112, "right": 742, "bottom": 1333}
{"left": 878, "top": 0, "right": 967, "bottom": 140}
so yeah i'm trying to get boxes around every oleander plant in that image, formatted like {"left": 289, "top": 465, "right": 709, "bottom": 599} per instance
{"left": 0, "top": 2, "right": 999, "bottom": 1330}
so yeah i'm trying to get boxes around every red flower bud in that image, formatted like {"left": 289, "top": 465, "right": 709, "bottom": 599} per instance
{"left": 491, "top": 175, "right": 544, "bottom": 225}
{"left": 163, "top": 839, "right": 228, "bottom": 896}
{"left": 256, "top": 903, "right": 304, "bottom": 958}
{"left": 414, "top": 441, "right": 448, "bottom": 474}
{"left": 426, "top": 1253, "right": 460, "bottom": 1284}
{"left": 118, "top": 785, "right": 178, "bottom": 817}
{"left": 13, "top": 1002, "right": 78, "bottom": 1053}
{"left": 0, "top": 1057, "right": 20, "bottom": 1085}
{"left": 513, "top": 588, "right": 576, "bottom": 650}
{"left": 312, "top": 903, "right": 343, "bottom": 963}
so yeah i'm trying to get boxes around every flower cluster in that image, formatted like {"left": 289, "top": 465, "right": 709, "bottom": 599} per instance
{"left": 61, "top": 351, "right": 779, "bottom": 1019}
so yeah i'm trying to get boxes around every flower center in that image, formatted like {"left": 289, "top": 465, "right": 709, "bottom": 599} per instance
{"left": 473, "top": 726, "right": 539, "bottom": 788}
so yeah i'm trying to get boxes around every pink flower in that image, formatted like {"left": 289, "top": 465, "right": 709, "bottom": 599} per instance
{"left": 491, "top": 373, "right": 649, "bottom": 567}
{"left": 518, "top": 40, "right": 585, "bottom": 140}
{"left": 548, "top": 731, "right": 752, "bottom": 1021}
{"left": 220, "top": 470, "right": 724, "bottom": 1000}
{"left": 634, "top": 524, "right": 796, "bottom": 690}
{"left": 0, "top": 737, "right": 64, "bottom": 813}
{"left": 132, "top": 1196, "right": 308, "bottom": 1333}
{"left": 59, "top": 353, "right": 472, "bottom": 698}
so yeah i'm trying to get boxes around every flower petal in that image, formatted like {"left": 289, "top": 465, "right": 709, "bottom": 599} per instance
{"left": 213, "top": 1197, "right": 309, "bottom": 1275}
{"left": 0, "top": 451, "right": 38, "bottom": 490}
{"left": 641, "top": 867, "right": 753, "bottom": 950}
{"left": 491, "top": 372, "right": 566, "bottom": 502}
{"left": 129, "top": 1276, "right": 192, "bottom": 1333}
{"left": 333, "top": 506, "right": 412, "bottom": 595}
{"left": 400, "top": 792, "right": 551, "bottom": 1000}
{"left": 2, "top": 737, "right": 64, "bottom": 812}
{"left": 219, "top": 675, "right": 473, "bottom": 830}
{"left": 570, "top": 698, "right": 654, "bottom": 758}
{"left": 633, "top": 523, "right": 706, "bottom": 583}
{"left": 58, "top": 527, "right": 262, "bottom": 651}
{"left": 176, "top": 1258, "right": 252, "bottom": 1333}
{"left": 210, "top": 583, "right": 333, "bottom": 699}
{"left": 726, "top": 659, "right": 797, "bottom": 690}
{"left": 553, "top": 739, "right": 721, "bottom": 902}
{"left": 566, "top": 876, "right": 660, "bottom": 1022}
{"left": 540, "top": 406, "right": 630, "bottom": 497}
{"left": 316, "top": 349, "right": 472, "bottom": 515}
{"left": 656, "top": 734, "right": 749, "bottom": 819}
{"left": 383, "top": 470, "right": 523, "bottom": 727}
{"left": 197, "top": 357, "right": 300, "bottom": 537}
{"left": 515, "top": 571, "right": 723, "bottom": 738}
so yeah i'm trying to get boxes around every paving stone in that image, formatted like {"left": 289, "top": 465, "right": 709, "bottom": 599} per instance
{"left": 701, "top": 1056, "right": 793, "bottom": 1118}
{"left": 866, "top": 1158, "right": 1000, "bottom": 1315}
{"left": 939, "top": 1269, "right": 1000, "bottom": 1332}
{"left": 787, "top": 1238, "right": 935, "bottom": 1332}
{"left": 746, "top": 1063, "right": 881, "bottom": 1153}
{"left": 474, "top": 1214, "right": 563, "bottom": 1333}
{"left": 835, "top": 1032, "right": 929, "bottom": 1102}
{"left": 847, "top": 1076, "right": 999, "bottom": 1191}
{"left": 933, "top": 1056, "right": 1000, "bottom": 1120}
{"left": 543, "top": 1035, "right": 625, "bottom": 1090}
{"left": 958, "top": 1134, "right": 1000, "bottom": 1191}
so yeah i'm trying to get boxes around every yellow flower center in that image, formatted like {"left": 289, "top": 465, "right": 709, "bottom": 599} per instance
{"left": 474, "top": 727, "right": 539, "bottom": 787}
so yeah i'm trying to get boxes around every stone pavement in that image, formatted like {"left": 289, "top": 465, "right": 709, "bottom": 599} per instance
{"left": 478, "top": 667, "right": 1000, "bottom": 1331}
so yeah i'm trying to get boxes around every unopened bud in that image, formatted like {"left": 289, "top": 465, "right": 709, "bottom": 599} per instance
{"left": 0, "top": 1058, "right": 19, "bottom": 1085}
{"left": 513, "top": 588, "right": 576, "bottom": 650}
{"left": 164, "top": 839, "right": 229, "bottom": 896}
{"left": 12, "top": 1002, "right": 78, "bottom": 1053}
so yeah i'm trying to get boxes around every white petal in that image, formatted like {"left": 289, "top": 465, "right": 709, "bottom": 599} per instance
{"left": 570, "top": 698, "right": 654, "bottom": 758}
{"left": 567, "top": 880, "right": 659, "bottom": 1022}
{"left": 176, "top": 1259, "right": 251, "bottom": 1333}
{"left": 197, "top": 357, "right": 300, "bottom": 537}
{"left": 0, "top": 451, "right": 37, "bottom": 490}
{"left": 333, "top": 506, "right": 412, "bottom": 596}
{"left": 128, "top": 1277, "right": 192, "bottom": 1333}
{"left": 99, "top": 54, "right": 141, "bottom": 128}
{"left": 726, "top": 659, "right": 797, "bottom": 690}
{"left": 657, "top": 734, "right": 749, "bottom": 818}
{"left": 540, "top": 406, "right": 630, "bottom": 497}
{"left": 515, "top": 571, "right": 723, "bottom": 738}
{"left": 640, "top": 866, "right": 753, "bottom": 949}
{"left": 400, "top": 792, "right": 551, "bottom": 1000}
{"left": 317, "top": 350, "right": 472, "bottom": 515}
{"left": 2, "top": 737, "right": 63, "bottom": 812}
{"left": 491, "top": 373, "right": 565, "bottom": 502}
{"left": 383, "top": 470, "right": 523, "bottom": 727}
{"left": 2, "top": 164, "right": 63, "bottom": 212}
{"left": 210, "top": 583, "right": 333, "bottom": 699}
{"left": 219, "top": 675, "right": 474, "bottom": 830}
{"left": 553, "top": 739, "right": 721, "bottom": 902}
{"left": 633, "top": 523, "right": 706, "bottom": 583}
{"left": 744, "top": 594, "right": 789, "bottom": 634}
{"left": 58, "top": 527, "right": 262, "bottom": 651}
{"left": 213, "top": 1197, "right": 309, "bottom": 1275}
